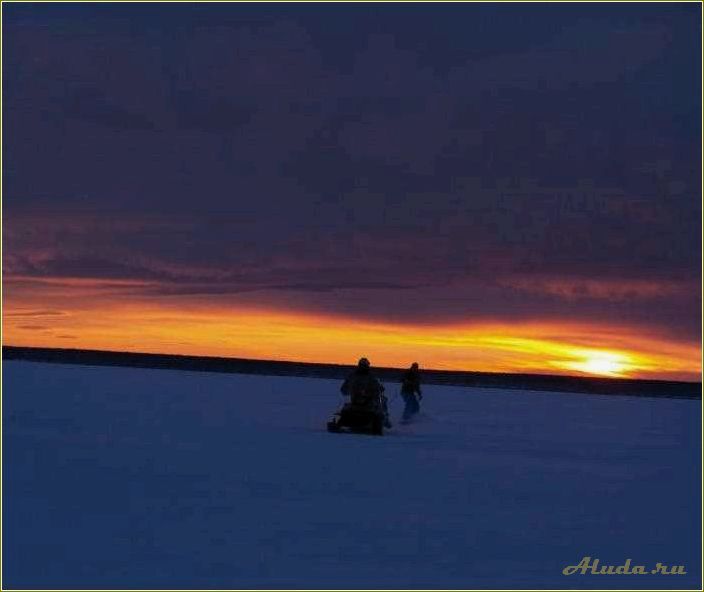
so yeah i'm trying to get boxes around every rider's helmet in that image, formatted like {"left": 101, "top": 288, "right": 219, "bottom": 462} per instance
{"left": 358, "top": 357, "right": 370, "bottom": 369}
{"left": 411, "top": 362, "right": 419, "bottom": 370}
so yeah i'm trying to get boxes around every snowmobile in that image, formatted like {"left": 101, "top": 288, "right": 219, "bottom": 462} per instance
{"left": 327, "top": 388, "right": 387, "bottom": 436}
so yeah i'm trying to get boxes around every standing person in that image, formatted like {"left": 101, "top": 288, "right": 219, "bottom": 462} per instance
{"left": 400, "top": 362, "right": 422, "bottom": 423}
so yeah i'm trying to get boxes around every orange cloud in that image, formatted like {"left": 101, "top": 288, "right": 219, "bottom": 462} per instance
{"left": 3, "top": 290, "right": 701, "bottom": 381}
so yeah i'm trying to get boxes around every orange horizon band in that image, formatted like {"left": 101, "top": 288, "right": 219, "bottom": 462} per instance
{"left": 3, "top": 299, "right": 701, "bottom": 382}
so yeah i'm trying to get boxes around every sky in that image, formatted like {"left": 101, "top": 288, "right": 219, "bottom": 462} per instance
{"left": 3, "top": 2, "right": 702, "bottom": 380}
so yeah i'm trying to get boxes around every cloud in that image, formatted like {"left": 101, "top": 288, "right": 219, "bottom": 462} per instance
{"left": 63, "top": 87, "right": 159, "bottom": 131}
{"left": 497, "top": 276, "right": 697, "bottom": 301}
{"left": 3, "top": 6, "right": 700, "bottom": 349}
{"left": 4, "top": 309, "right": 68, "bottom": 318}
{"left": 448, "top": 23, "right": 670, "bottom": 92}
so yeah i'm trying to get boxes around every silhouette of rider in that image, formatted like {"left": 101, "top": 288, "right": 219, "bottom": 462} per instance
{"left": 340, "top": 357, "right": 391, "bottom": 427}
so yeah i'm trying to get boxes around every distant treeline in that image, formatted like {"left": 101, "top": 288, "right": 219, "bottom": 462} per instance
{"left": 3, "top": 346, "right": 701, "bottom": 400}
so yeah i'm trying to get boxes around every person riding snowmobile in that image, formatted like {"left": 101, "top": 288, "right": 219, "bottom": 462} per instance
{"left": 340, "top": 357, "right": 391, "bottom": 428}
{"left": 400, "top": 362, "right": 423, "bottom": 422}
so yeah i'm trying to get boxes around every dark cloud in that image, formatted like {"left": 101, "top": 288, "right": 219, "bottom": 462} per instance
{"left": 63, "top": 87, "right": 159, "bottom": 131}
{"left": 3, "top": 3, "right": 701, "bottom": 344}
{"left": 448, "top": 22, "right": 672, "bottom": 92}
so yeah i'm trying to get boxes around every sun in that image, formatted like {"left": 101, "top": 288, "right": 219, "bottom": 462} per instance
{"left": 579, "top": 356, "right": 626, "bottom": 377}
{"left": 555, "top": 350, "right": 632, "bottom": 378}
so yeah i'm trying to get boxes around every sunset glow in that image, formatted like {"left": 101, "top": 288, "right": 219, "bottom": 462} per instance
{"left": 3, "top": 4, "right": 701, "bottom": 386}
{"left": 559, "top": 353, "right": 629, "bottom": 377}
{"left": 3, "top": 285, "right": 700, "bottom": 381}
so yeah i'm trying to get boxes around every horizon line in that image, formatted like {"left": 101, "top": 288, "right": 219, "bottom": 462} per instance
{"left": 3, "top": 345, "right": 701, "bottom": 400}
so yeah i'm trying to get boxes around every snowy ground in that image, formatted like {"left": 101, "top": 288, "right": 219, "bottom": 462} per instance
{"left": 3, "top": 360, "right": 701, "bottom": 589}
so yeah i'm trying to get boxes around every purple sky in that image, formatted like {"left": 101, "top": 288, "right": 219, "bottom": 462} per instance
{"left": 4, "top": 3, "right": 701, "bottom": 348}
